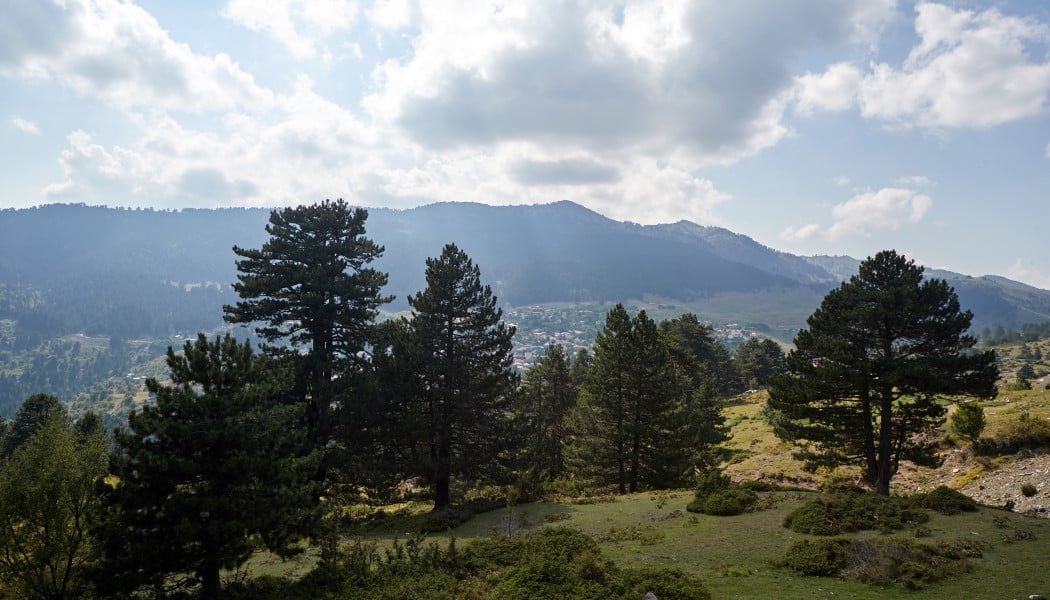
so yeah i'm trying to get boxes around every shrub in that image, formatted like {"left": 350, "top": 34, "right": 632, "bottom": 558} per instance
{"left": 911, "top": 485, "right": 978, "bottom": 515}
{"left": 950, "top": 402, "right": 986, "bottom": 443}
{"left": 687, "top": 470, "right": 760, "bottom": 516}
{"left": 698, "top": 489, "right": 758, "bottom": 516}
{"left": 995, "top": 412, "right": 1050, "bottom": 449}
{"left": 781, "top": 538, "right": 976, "bottom": 589}
{"left": 780, "top": 539, "right": 850, "bottom": 576}
{"left": 1022, "top": 483, "right": 1038, "bottom": 497}
{"left": 783, "top": 493, "right": 928, "bottom": 535}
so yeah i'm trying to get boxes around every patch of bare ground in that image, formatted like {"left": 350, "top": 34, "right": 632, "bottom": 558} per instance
{"left": 897, "top": 449, "right": 1050, "bottom": 517}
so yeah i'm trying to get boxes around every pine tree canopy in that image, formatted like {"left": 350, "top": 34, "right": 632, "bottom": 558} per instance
{"left": 768, "top": 250, "right": 998, "bottom": 496}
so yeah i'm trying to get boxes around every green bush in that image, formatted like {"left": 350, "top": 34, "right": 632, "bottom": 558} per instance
{"left": 687, "top": 470, "right": 760, "bottom": 516}
{"left": 781, "top": 538, "right": 976, "bottom": 589}
{"left": 783, "top": 493, "right": 928, "bottom": 535}
{"left": 950, "top": 402, "right": 986, "bottom": 443}
{"left": 698, "top": 489, "right": 758, "bottom": 516}
{"left": 780, "top": 539, "right": 850, "bottom": 576}
{"left": 911, "top": 485, "right": 978, "bottom": 515}
{"left": 1022, "top": 483, "right": 1038, "bottom": 497}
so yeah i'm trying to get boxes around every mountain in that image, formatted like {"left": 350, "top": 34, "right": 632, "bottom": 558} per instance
{"left": 0, "top": 201, "right": 1047, "bottom": 342}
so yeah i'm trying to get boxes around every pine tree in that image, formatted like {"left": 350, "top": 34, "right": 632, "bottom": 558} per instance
{"left": 516, "top": 344, "right": 577, "bottom": 482}
{"left": 97, "top": 334, "right": 320, "bottom": 598}
{"left": 768, "top": 250, "right": 999, "bottom": 496}
{"left": 406, "top": 244, "right": 518, "bottom": 512}
{"left": 567, "top": 306, "right": 696, "bottom": 493}
{"left": 3, "top": 393, "right": 66, "bottom": 456}
{"left": 224, "top": 199, "right": 391, "bottom": 445}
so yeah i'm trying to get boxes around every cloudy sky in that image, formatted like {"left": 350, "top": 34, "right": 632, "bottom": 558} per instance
{"left": 3, "top": 1, "right": 1050, "bottom": 286}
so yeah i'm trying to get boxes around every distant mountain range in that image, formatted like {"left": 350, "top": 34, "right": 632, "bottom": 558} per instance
{"left": 1, "top": 201, "right": 1047, "bottom": 341}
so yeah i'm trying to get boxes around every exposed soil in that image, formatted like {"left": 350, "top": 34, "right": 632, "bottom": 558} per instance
{"left": 897, "top": 449, "right": 1050, "bottom": 517}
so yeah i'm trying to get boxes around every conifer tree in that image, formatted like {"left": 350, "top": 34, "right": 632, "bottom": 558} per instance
{"left": 406, "top": 244, "right": 518, "bottom": 512}
{"left": 516, "top": 344, "right": 577, "bottom": 482}
{"left": 224, "top": 199, "right": 391, "bottom": 445}
{"left": 3, "top": 393, "right": 66, "bottom": 456}
{"left": 768, "top": 250, "right": 998, "bottom": 496}
{"left": 98, "top": 334, "right": 320, "bottom": 598}
{"left": 567, "top": 306, "right": 696, "bottom": 493}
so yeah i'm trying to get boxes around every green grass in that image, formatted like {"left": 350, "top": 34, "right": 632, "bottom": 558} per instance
{"left": 315, "top": 490, "right": 1050, "bottom": 599}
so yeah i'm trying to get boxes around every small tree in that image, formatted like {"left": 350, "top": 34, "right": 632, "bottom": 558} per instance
{"left": 0, "top": 412, "right": 108, "bottom": 600}
{"left": 98, "top": 334, "right": 320, "bottom": 598}
{"left": 950, "top": 402, "right": 986, "bottom": 444}
{"left": 768, "top": 250, "right": 998, "bottom": 496}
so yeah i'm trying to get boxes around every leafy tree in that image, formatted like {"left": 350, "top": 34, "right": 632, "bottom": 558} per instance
{"left": 0, "top": 411, "right": 108, "bottom": 600}
{"left": 97, "top": 334, "right": 320, "bottom": 598}
{"left": 734, "top": 337, "right": 786, "bottom": 389}
{"left": 950, "top": 402, "right": 986, "bottom": 444}
{"left": 224, "top": 199, "right": 391, "bottom": 445}
{"left": 3, "top": 393, "right": 67, "bottom": 456}
{"left": 567, "top": 306, "right": 696, "bottom": 493}
{"left": 515, "top": 344, "right": 577, "bottom": 482}
{"left": 768, "top": 250, "right": 998, "bottom": 496}
{"left": 405, "top": 244, "right": 518, "bottom": 511}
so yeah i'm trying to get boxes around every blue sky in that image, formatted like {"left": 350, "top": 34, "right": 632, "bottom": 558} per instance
{"left": 3, "top": 1, "right": 1050, "bottom": 286}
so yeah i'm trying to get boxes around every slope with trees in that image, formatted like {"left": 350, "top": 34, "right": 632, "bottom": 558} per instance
{"left": 768, "top": 250, "right": 999, "bottom": 495}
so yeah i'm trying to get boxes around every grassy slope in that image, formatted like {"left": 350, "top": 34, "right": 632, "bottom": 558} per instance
{"left": 329, "top": 491, "right": 1050, "bottom": 600}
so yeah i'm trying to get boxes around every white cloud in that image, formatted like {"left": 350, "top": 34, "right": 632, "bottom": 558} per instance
{"left": 10, "top": 116, "right": 40, "bottom": 134}
{"left": 858, "top": 3, "right": 1050, "bottom": 128}
{"left": 895, "top": 175, "right": 931, "bottom": 186}
{"left": 1, "top": 0, "right": 274, "bottom": 113}
{"left": 795, "top": 62, "right": 863, "bottom": 115}
{"left": 222, "top": 0, "right": 360, "bottom": 61}
{"left": 827, "top": 188, "right": 932, "bottom": 238}
{"left": 362, "top": 0, "right": 892, "bottom": 164}
{"left": 780, "top": 223, "right": 823, "bottom": 242}
{"left": 1007, "top": 259, "right": 1050, "bottom": 290}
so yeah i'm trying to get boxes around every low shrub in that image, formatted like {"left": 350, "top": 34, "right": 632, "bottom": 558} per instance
{"left": 1022, "top": 483, "right": 1038, "bottom": 497}
{"left": 781, "top": 538, "right": 976, "bottom": 589}
{"left": 687, "top": 470, "right": 760, "bottom": 516}
{"left": 910, "top": 485, "right": 978, "bottom": 515}
{"left": 783, "top": 493, "right": 928, "bottom": 535}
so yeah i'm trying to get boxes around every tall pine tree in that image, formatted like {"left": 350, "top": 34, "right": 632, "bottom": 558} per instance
{"left": 515, "top": 344, "right": 577, "bottom": 483}
{"left": 97, "top": 334, "right": 320, "bottom": 598}
{"left": 567, "top": 306, "right": 697, "bottom": 493}
{"left": 224, "top": 199, "right": 391, "bottom": 446}
{"left": 406, "top": 244, "right": 518, "bottom": 512}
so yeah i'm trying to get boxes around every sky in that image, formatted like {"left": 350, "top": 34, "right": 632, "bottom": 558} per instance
{"left": 3, "top": 1, "right": 1050, "bottom": 287}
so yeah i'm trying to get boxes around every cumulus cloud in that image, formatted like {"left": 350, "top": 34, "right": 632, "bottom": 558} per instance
{"left": 858, "top": 2, "right": 1050, "bottom": 128}
{"left": 0, "top": 0, "right": 273, "bottom": 113}
{"left": 10, "top": 116, "right": 40, "bottom": 134}
{"left": 222, "top": 0, "right": 360, "bottom": 61}
{"left": 363, "top": 0, "right": 893, "bottom": 163}
{"left": 780, "top": 188, "right": 933, "bottom": 242}
{"left": 827, "top": 188, "right": 932, "bottom": 238}
{"left": 794, "top": 62, "right": 862, "bottom": 115}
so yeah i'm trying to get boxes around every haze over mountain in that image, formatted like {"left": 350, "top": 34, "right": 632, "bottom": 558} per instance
{"left": 1, "top": 202, "right": 1047, "bottom": 345}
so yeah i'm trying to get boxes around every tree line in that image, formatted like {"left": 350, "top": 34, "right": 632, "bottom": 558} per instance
{"left": 0, "top": 201, "right": 998, "bottom": 598}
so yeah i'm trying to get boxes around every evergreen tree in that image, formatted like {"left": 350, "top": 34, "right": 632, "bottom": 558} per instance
{"left": 768, "top": 251, "right": 998, "bottom": 496}
{"left": 733, "top": 337, "right": 786, "bottom": 389}
{"left": 0, "top": 412, "right": 108, "bottom": 600}
{"left": 659, "top": 313, "right": 736, "bottom": 395}
{"left": 3, "top": 393, "right": 67, "bottom": 456}
{"left": 224, "top": 199, "right": 391, "bottom": 445}
{"left": 516, "top": 344, "right": 577, "bottom": 482}
{"left": 567, "top": 306, "right": 695, "bottom": 493}
{"left": 97, "top": 334, "right": 320, "bottom": 598}
{"left": 406, "top": 244, "right": 518, "bottom": 512}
